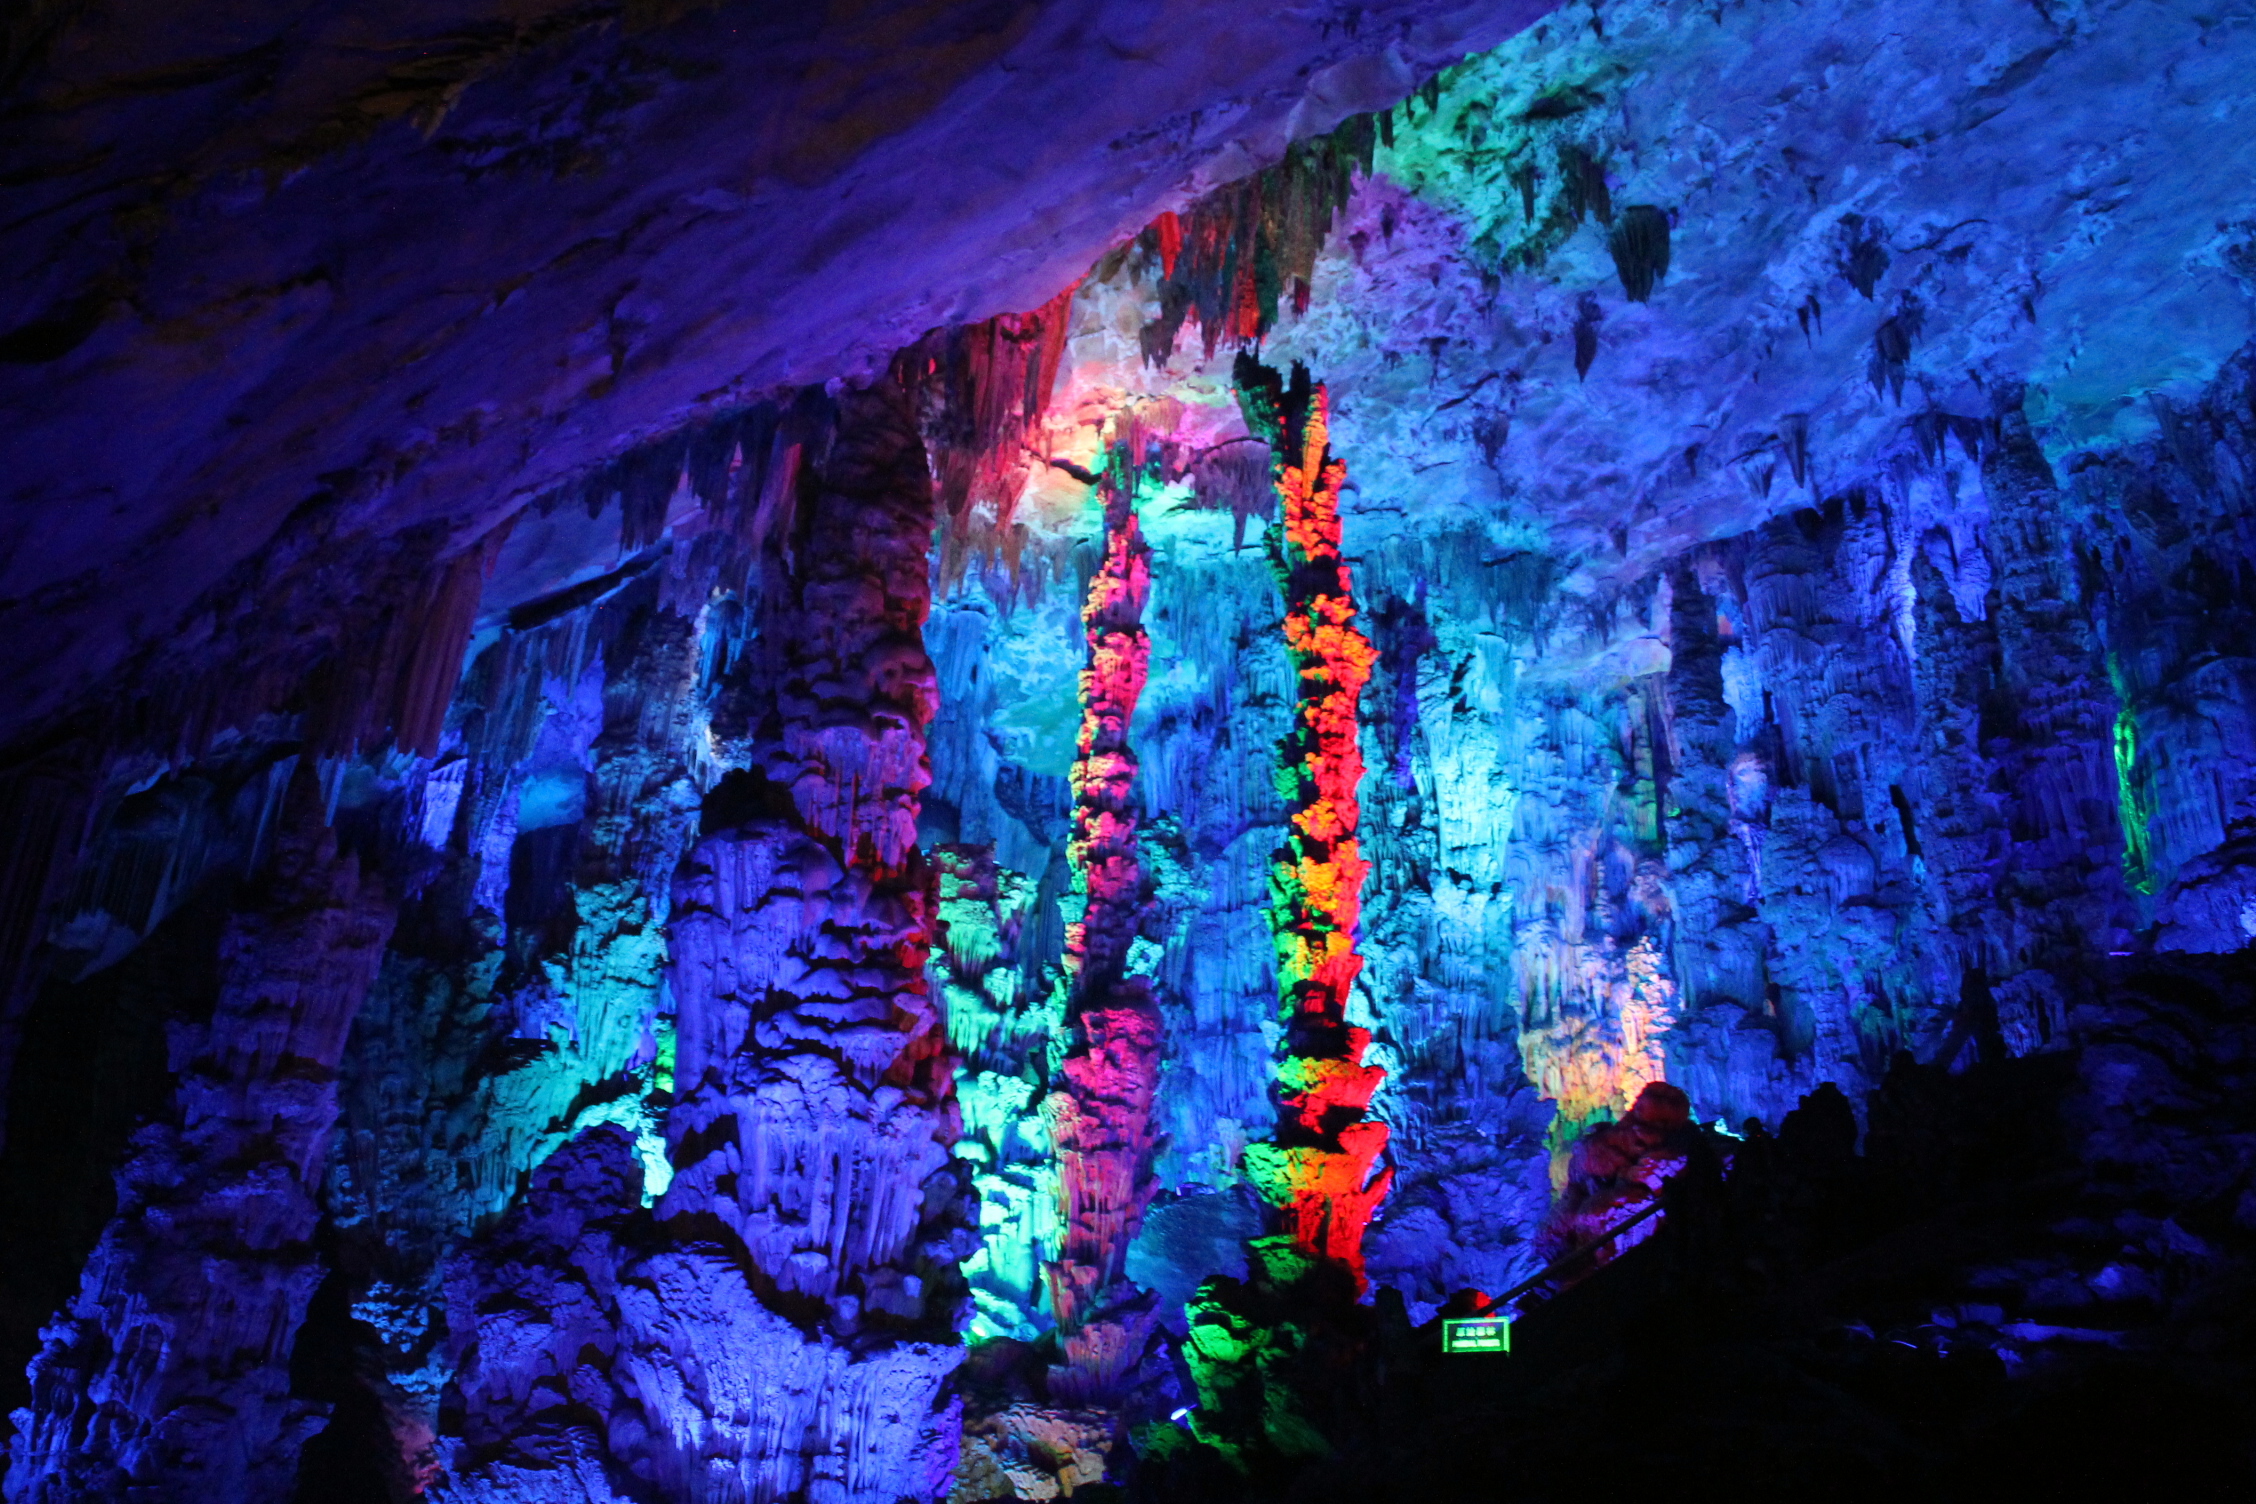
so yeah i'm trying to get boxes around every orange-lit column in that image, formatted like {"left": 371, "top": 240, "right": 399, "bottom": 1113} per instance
{"left": 1235, "top": 357, "right": 1390, "bottom": 1288}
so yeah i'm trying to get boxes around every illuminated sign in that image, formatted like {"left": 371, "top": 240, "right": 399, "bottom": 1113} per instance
{"left": 1442, "top": 1317, "right": 1512, "bottom": 1354}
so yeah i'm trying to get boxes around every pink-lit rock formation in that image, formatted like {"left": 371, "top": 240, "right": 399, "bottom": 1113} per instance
{"left": 1047, "top": 440, "right": 1165, "bottom": 1404}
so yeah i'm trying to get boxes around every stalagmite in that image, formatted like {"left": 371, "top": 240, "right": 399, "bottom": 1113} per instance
{"left": 648, "top": 377, "right": 964, "bottom": 1503}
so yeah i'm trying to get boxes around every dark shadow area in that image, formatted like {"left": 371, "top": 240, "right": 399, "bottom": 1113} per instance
{"left": 0, "top": 881, "right": 231, "bottom": 1432}
{"left": 1126, "top": 955, "right": 2256, "bottom": 1503}
{"left": 288, "top": 1262, "right": 399, "bottom": 1504}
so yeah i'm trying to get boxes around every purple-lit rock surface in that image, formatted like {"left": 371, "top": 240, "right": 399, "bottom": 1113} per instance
{"left": 8, "top": 781, "right": 394, "bottom": 1503}
{"left": 4, "top": 0, "right": 2256, "bottom": 1498}
{"left": 0, "top": 0, "right": 1553, "bottom": 752}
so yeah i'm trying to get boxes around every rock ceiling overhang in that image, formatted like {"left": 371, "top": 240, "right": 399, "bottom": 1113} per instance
{"left": 0, "top": 0, "right": 1552, "bottom": 752}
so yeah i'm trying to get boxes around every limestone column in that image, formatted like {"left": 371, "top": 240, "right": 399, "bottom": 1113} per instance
{"left": 641, "top": 379, "right": 965, "bottom": 1503}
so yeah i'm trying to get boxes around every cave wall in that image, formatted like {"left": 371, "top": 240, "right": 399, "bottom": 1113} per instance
{"left": 5, "top": 0, "right": 2256, "bottom": 1498}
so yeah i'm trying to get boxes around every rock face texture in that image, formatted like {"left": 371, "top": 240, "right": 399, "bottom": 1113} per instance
{"left": 646, "top": 379, "right": 963, "bottom": 1502}
{"left": 7, "top": 779, "right": 394, "bottom": 1503}
{"left": 437, "top": 1123, "right": 651, "bottom": 1503}
{"left": 6, "top": 0, "right": 2256, "bottom": 1497}
{"left": 0, "top": 0, "right": 1554, "bottom": 755}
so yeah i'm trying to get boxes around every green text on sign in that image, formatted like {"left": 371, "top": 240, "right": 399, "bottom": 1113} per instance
{"left": 1442, "top": 1317, "right": 1512, "bottom": 1354}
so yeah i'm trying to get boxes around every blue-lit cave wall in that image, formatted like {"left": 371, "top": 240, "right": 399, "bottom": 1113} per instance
{"left": 5, "top": 0, "right": 2256, "bottom": 1499}
{"left": 932, "top": 490, "right": 1571, "bottom": 1322}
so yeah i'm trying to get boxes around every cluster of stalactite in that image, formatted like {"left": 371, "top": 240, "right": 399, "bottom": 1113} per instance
{"left": 1045, "top": 437, "right": 1165, "bottom": 1405}
{"left": 1231, "top": 357, "right": 1390, "bottom": 1287}
{"left": 1136, "top": 119, "right": 1378, "bottom": 364}
{"left": 0, "top": 235, "right": 1109, "bottom": 1493}
{"left": 0, "top": 271, "right": 1083, "bottom": 1097}
{"left": 0, "top": 528, "right": 500, "bottom": 1129}
{"left": 896, "top": 287, "right": 1078, "bottom": 529}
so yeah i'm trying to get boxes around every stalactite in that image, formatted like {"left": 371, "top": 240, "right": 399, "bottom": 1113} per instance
{"left": 4, "top": 772, "right": 396, "bottom": 1504}
{"left": 1558, "top": 143, "right": 1613, "bottom": 228}
{"left": 898, "top": 286, "right": 1078, "bottom": 528}
{"left": 1607, "top": 204, "right": 1671, "bottom": 304}
{"left": 566, "top": 390, "right": 842, "bottom": 624}
{"left": 1138, "top": 119, "right": 1377, "bottom": 364}
{"left": 1572, "top": 293, "right": 1603, "bottom": 381}
{"left": 303, "top": 529, "right": 508, "bottom": 761}
{"left": 1231, "top": 356, "right": 1390, "bottom": 1288}
{"left": 21, "top": 14, "right": 2256, "bottom": 1492}
{"left": 1840, "top": 214, "right": 1891, "bottom": 300}
{"left": 1046, "top": 436, "right": 1164, "bottom": 1405}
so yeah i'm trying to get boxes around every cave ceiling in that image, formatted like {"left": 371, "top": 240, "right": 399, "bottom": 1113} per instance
{"left": 6, "top": 0, "right": 2249, "bottom": 754}
{"left": 0, "top": 0, "right": 1548, "bottom": 751}
{"left": 1053, "top": 0, "right": 2256, "bottom": 591}
{"left": 8, "top": 1, "right": 2256, "bottom": 1499}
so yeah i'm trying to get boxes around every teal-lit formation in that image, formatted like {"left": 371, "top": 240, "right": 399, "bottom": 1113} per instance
{"left": 10, "top": 0, "right": 2256, "bottom": 1500}
{"left": 934, "top": 847, "right": 1064, "bottom": 1344}
{"left": 2107, "top": 653, "right": 2157, "bottom": 897}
